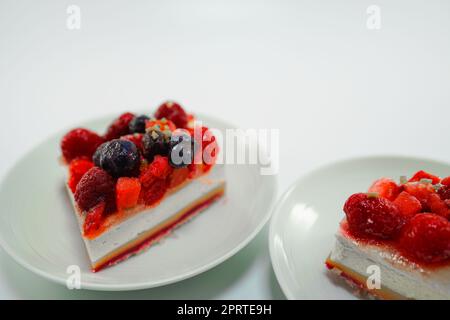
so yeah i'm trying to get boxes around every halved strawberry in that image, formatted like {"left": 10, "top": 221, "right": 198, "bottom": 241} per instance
{"left": 393, "top": 191, "right": 422, "bottom": 219}
{"left": 116, "top": 177, "right": 141, "bottom": 211}
{"left": 408, "top": 170, "right": 441, "bottom": 185}
{"left": 368, "top": 178, "right": 400, "bottom": 201}
{"left": 83, "top": 201, "right": 105, "bottom": 238}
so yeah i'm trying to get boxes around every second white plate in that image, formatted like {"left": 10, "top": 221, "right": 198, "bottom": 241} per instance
{"left": 269, "top": 155, "right": 450, "bottom": 300}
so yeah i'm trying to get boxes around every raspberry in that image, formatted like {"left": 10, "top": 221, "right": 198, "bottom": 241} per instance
{"left": 61, "top": 128, "right": 104, "bottom": 162}
{"left": 121, "top": 133, "right": 144, "bottom": 154}
{"left": 104, "top": 112, "right": 135, "bottom": 140}
{"left": 367, "top": 178, "right": 400, "bottom": 201}
{"left": 154, "top": 101, "right": 188, "bottom": 128}
{"left": 169, "top": 167, "right": 190, "bottom": 189}
{"left": 68, "top": 158, "right": 94, "bottom": 193}
{"left": 116, "top": 177, "right": 141, "bottom": 211}
{"left": 344, "top": 193, "right": 405, "bottom": 239}
{"left": 75, "top": 167, "right": 116, "bottom": 213}
{"left": 393, "top": 191, "right": 422, "bottom": 219}
{"left": 139, "top": 164, "right": 169, "bottom": 206}
{"left": 441, "top": 177, "right": 450, "bottom": 186}
{"left": 429, "top": 193, "right": 450, "bottom": 219}
{"left": 149, "top": 155, "right": 172, "bottom": 179}
{"left": 399, "top": 213, "right": 450, "bottom": 263}
{"left": 408, "top": 170, "right": 441, "bottom": 185}
{"left": 83, "top": 201, "right": 105, "bottom": 238}
{"left": 438, "top": 185, "right": 450, "bottom": 201}
{"left": 403, "top": 182, "right": 436, "bottom": 210}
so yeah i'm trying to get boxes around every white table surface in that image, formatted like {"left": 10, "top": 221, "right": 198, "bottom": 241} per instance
{"left": 0, "top": 0, "right": 449, "bottom": 299}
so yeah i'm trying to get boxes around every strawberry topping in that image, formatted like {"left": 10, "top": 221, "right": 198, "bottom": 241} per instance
{"left": 344, "top": 193, "right": 405, "bottom": 239}
{"left": 399, "top": 213, "right": 450, "bottom": 263}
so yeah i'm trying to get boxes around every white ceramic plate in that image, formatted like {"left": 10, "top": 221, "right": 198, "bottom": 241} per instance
{"left": 0, "top": 113, "right": 277, "bottom": 291}
{"left": 269, "top": 156, "right": 450, "bottom": 300}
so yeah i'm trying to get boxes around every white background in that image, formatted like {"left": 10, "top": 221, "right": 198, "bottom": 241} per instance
{"left": 0, "top": 0, "right": 449, "bottom": 299}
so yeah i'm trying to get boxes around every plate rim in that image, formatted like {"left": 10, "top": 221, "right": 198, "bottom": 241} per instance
{"left": 268, "top": 154, "right": 450, "bottom": 300}
{"left": 0, "top": 112, "right": 278, "bottom": 291}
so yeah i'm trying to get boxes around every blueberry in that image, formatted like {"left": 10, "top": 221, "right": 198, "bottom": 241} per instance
{"left": 168, "top": 131, "right": 197, "bottom": 168}
{"left": 93, "top": 139, "right": 140, "bottom": 177}
{"left": 169, "top": 131, "right": 192, "bottom": 147}
{"left": 128, "top": 115, "right": 150, "bottom": 133}
{"left": 142, "top": 129, "right": 170, "bottom": 162}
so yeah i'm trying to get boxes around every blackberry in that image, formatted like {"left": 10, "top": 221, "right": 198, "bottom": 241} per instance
{"left": 93, "top": 139, "right": 140, "bottom": 178}
{"left": 128, "top": 115, "right": 150, "bottom": 134}
{"left": 142, "top": 129, "right": 170, "bottom": 162}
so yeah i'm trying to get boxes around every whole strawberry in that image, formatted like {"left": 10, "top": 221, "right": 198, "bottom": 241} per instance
{"left": 400, "top": 213, "right": 450, "bottom": 263}
{"left": 344, "top": 193, "right": 405, "bottom": 239}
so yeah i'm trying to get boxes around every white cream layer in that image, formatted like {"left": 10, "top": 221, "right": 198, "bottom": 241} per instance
{"left": 67, "top": 165, "right": 225, "bottom": 265}
{"left": 330, "top": 225, "right": 450, "bottom": 300}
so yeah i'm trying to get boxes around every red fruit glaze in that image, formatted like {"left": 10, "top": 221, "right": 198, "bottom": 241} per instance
{"left": 149, "top": 156, "right": 172, "bottom": 179}
{"left": 408, "top": 170, "right": 441, "bottom": 185}
{"left": 104, "top": 112, "right": 135, "bottom": 141}
{"left": 116, "top": 177, "right": 141, "bottom": 211}
{"left": 393, "top": 191, "right": 422, "bottom": 219}
{"left": 68, "top": 158, "right": 94, "bottom": 193}
{"left": 344, "top": 193, "right": 405, "bottom": 239}
{"left": 154, "top": 101, "right": 188, "bottom": 128}
{"left": 83, "top": 201, "right": 105, "bottom": 238}
{"left": 61, "top": 128, "right": 104, "bottom": 162}
{"left": 367, "top": 178, "right": 400, "bottom": 201}
{"left": 75, "top": 167, "right": 116, "bottom": 213}
{"left": 399, "top": 213, "right": 450, "bottom": 263}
